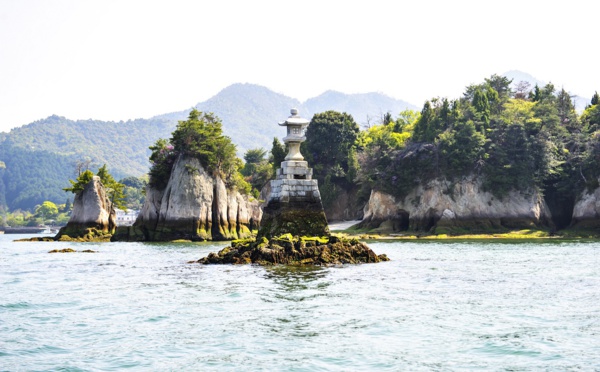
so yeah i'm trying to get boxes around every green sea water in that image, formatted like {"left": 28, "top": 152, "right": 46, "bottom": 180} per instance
{"left": 1, "top": 234, "right": 599, "bottom": 371}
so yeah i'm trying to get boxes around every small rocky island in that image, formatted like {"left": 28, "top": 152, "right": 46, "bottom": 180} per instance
{"left": 22, "top": 175, "right": 117, "bottom": 242}
{"left": 55, "top": 175, "right": 117, "bottom": 241}
{"left": 112, "top": 109, "right": 262, "bottom": 242}
{"left": 194, "top": 109, "right": 388, "bottom": 265}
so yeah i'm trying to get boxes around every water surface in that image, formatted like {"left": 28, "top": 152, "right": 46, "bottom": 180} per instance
{"left": 1, "top": 234, "right": 599, "bottom": 370}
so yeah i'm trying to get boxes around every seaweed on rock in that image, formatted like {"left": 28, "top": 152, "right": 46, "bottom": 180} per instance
{"left": 192, "top": 234, "right": 389, "bottom": 266}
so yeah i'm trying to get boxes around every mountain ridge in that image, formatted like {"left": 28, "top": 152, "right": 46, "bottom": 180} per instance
{"left": 0, "top": 83, "right": 417, "bottom": 211}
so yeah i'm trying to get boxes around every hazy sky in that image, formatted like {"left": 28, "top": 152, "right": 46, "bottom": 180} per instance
{"left": 1, "top": 0, "right": 598, "bottom": 132}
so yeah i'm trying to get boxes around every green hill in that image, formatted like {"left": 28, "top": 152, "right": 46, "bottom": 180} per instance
{"left": 0, "top": 84, "right": 415, "bottom": 211}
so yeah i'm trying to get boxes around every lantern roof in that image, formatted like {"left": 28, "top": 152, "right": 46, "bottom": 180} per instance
{"left": 278, "top": 108, "right": 309, "bottom": 126}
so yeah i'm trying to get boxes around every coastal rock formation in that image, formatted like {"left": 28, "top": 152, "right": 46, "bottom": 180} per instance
{"left": 193, "top": 235, "right": 389, "bottom": 266}
{"left": 571, "top": 182, "right": 600, "bottom": 229}
{"left": 55, "top": 176, "right": 116, "bottom": 241}
{"left": 179, "top": 108, "right": 388, "bottom": 266}
{"left": 324, "top": 187, "right": 365, "bottom": 222}
{"left": 113, "top": 155, "right": 261, "bottom": 241}
{"left": 359, "top": 176, "right": 553, "bottom": 233}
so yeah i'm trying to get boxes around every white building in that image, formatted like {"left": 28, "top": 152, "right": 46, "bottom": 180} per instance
{"left": 116, "top": 209, "right": 138, "bottom": 226}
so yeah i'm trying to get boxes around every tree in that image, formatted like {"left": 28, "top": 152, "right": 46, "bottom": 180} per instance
{"left": 382, "top": 112, "right": 393, "bottom": 125}
{"left": 148, "top": 109, "right": 249, "bottom": 194}
{"left": 592, "top": 91, "right": 599, "bottom": 106}
{"left": 74, "top": 157, "right": 92, "bottom": 176}
{"left": 96, "top": 164, "right": 126, "bottom": 211}
{"left": 63, "top": 166, "right": 126, "bottom": 211}
{"left": 304, "top": 111, "right": 360, "bottom": 184}
{"left": 484, "top": 74, "right": 513, "bottom": 99}
{"left": 119, "top": 176, "right": 147, "bottom": 210}
{"left": 120, "top": 176, "right": 147, "bottom": 189}
{"left": 241, "top": 148, "right": 272, "bottom": 196}
{"left": 412, "top": 101, "right": 436, "bottom": 142}
{"left": 581, "top": 101, "right": 600, "bottom": 133}
{"left": 270, "top": 137, "right": 286, "bottom": 174}
{"left": 242, "top": 148, "right": 268, "bottom": 176}
{"left": 393, "top": 109, "right": 420, "bottom": 133}
{"left": 556, "top": 88, "right": 580, "bottom": 133}
{"left": 472, "top": 89, "right": 490, "bottom": 131}
{"left": 303, "top": 111, "right": 360, "bottom": 208}
{"left": 514, "top": 81, "right": 532, "bottom": 100}
{"left": 63, "top": 170, "right": 94, "bottom": 194}
{"left": 35, "top": 201, "right": 59, "bottom": 222}
{"left": 148, "top": 138, "right": 176, "bottom": 189}
{"left": 170, "top": 109, "right": 237, "bottom": 177}
{"left": 438, "top": 120, "right": 485, "bottom": 175}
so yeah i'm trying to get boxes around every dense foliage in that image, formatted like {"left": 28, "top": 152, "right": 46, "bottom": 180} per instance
{"left": 354, "top": 75, "right": 600, "bottom": 229}
{"left": 269, "top": 138, "right": 286, "bottom": 177}
{"left": 149, "top": 109, "right": 250, "bottom": 193}
{"left": 0, "top": 114, "right": 175, "bottom": 212}
{"left": 0, "top": 84, "right": 412, "bottom": 214}
{"left": 1, "top": 200, "right": 71, "bottom": 227}
{"left": 119, "top": 176, "right": 147, "bottom": 210}
{"left": 241, "top": 148, "right": 272, "bottom": 198}
{"left": 64, "top": 165, "right": 127, "bottom": 211}
{"left": 302, "top": 111, "right": 360, "bottom": 209}
{"left": 0, "top": 147, "right": 75, "bottom": 211}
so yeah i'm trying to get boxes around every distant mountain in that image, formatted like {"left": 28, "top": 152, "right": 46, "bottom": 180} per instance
{"left": 502, "top": 70, "right": 546, "bottom": 89}
{"left": 502, "top": 70, "right": 590, "bottom": 111}
{"left": 197, "top": 84, "right": 302, "bottom": 155}
{"left": 155, "top": 84, "right": 417, "bottom": 153}
{"left": 0, "top": 84, "right": 416, "bottom": 211}
{"left": 1, "top": 115, "right": 175, "bottom": 178}
{"left": 304, "top": 91, "right": 418, "bottom": 128}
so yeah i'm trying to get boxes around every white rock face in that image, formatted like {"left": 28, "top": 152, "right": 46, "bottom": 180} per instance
{"left": 57, "top": 175, "right": 116, "bottom": 237}
{"left": 361, "top": 176, "right": 552, "bottom": 232}
{"left": 571, "top": 183, "right": 600, "bottom": 228}
{"left": 124, "top": 156, "right": 261, "bottom": 241}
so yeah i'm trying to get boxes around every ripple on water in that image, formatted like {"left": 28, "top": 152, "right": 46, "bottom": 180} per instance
{"left": 0, "top": 237, "right": 599, "bottom": 370}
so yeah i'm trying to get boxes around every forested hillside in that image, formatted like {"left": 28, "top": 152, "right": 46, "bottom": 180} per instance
{"left": 295, "top": 75, "right": 599, "bottom": 229}
{"left": 2, "top": 115, "right": 175, "bottom": 177}
{"left": 0, "top": 83, "right": 413, "bottom": 211}
{"left": 355, "top": 76, "right": 600, "bottom": 229}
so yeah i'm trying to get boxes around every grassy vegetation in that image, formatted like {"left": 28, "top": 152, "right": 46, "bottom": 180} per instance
{"left": 335, "top": 227, "right": 600, "bottom": 240}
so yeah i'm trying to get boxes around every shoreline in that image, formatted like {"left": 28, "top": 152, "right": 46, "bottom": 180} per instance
{"left": 328, "top": 221, "right": 600, "bottom": 240}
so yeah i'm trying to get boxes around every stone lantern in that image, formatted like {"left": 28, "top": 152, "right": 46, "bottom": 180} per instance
{"left": 274, "top": 108, "right": 312, "bottom": 181}
{"left": 280, "top": 108, "right": 309, "bottom": 161}
{"left": 257, "top": 109, "right": 329, "bottom": 239}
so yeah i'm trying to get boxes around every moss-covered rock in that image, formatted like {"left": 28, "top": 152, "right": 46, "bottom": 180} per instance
{"left": 55, "top": 227, "right": 113, "bottom": 242}
{"left": 56, "top": 176, "right": 116, "bottom": 240}
{"left": 192, "top": 235, "right": 389, "bottom": 266}
{"left": 112, "top": 156, "right": 261, "bottom": 242}
{"left": 48, "top": 248, "right": 98, "bottom": 253}
{"left": 258, "top": 200, "right": 329, "bottom": 240}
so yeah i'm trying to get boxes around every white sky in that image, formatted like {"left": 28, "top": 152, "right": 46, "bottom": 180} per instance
{"left": 1, "top": 0, "right": 599, "bottom": 132}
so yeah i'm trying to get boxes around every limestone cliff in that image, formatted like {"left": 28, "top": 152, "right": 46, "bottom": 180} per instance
{"left": 359, "top": 176, "right": 553, "bottom": 233}
{"left": 55, "top": 176, "right": 116, "bottom": 240}
{"left": 113, "top": 155, "right": 261, "bottom": 241}
{"left": 323, "top": 187, "right": 365, "bottom": 222}
{"left": 571, "top": 182, "right": 600, "bottom": 229}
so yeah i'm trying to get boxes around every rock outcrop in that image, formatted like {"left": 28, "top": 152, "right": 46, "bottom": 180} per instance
{"left": 113, "top": 155, "right": 261, "bottom": 241}
{"left": 571, "top": 182, "right": 600, "bottom": 229}
{"left": 55, "top": 176, "right": 116, "bottom": 241}
{"left": 193, "top": 234, "right": 389, "bottom": 266}
{"left": 323, "top": 187, "right": 365, "bottom": 222}
{"left": 359, "top": 176, "right": 553, "bottom": 233}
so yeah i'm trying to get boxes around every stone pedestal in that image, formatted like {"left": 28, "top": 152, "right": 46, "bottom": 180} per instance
{"left": 257, "top": 109, "right": 329, "bottom": 239}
